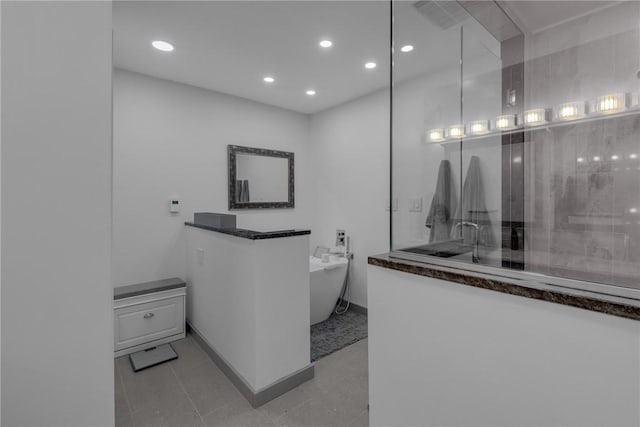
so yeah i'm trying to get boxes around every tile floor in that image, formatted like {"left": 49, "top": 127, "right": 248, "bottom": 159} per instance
{"left": 115, "top": 335, "right": 369, "bottom": 427}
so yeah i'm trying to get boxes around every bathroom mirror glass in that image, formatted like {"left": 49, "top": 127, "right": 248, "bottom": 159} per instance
{"left": 228, "top": 145, "right": 294, "bottom": 209}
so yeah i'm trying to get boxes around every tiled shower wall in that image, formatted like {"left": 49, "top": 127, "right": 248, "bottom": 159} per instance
{"left": 524, "top": 2, "right": 640, "bottom": 287}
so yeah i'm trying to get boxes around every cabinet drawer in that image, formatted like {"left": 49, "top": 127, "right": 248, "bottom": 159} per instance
{"left": 115, "top": 296, "right": 184, "bottom": 351}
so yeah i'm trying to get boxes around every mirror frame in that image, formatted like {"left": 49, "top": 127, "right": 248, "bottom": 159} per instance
{"left": 228, "top": 145, "right": 295, "bottom": 210}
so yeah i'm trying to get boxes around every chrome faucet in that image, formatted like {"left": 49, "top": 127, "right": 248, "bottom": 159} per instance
{"left": 455, "top": 221, "right": 480, "bottom": 263}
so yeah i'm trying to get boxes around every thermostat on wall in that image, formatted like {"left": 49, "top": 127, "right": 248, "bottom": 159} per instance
{"left": 169, "top": 197, "right": 180, "bottom": 213}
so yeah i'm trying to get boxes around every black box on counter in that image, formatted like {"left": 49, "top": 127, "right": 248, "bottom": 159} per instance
{"left": 193, "top": 212, "right": 237, "bottom": 229}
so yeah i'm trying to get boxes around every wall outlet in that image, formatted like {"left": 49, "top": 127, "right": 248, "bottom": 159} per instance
{"left": 336, "top": 229, "right": 346, "bottom": 246}
{"left": 409, "top": 197, "right": 423, "bottom": 212}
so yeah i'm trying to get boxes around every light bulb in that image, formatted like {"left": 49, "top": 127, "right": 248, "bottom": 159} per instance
{"left": 555, "top": 101, "right": 585, "bottom": 121}
{"left": 467, "top": 120, "right": 489, "bottom": 135}
{"left": 524, "top": 109, "right": 548, "bottom": 126}
{"left": 495, "top": 114, "right": 517, "bottom": 130}
{"left": 595, "top": 93, "right": 627, "bottom": 114}
{"left": 428, "top": 129, "right": 445, "bottom": 142}
{"left": 447, "top": 125, "right": 464, "bottom": 138}
{"left": 152, "top": 40, "right": 174, "bottom": 52}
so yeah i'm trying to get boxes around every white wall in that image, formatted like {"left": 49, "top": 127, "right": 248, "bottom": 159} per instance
{"left": 113, "top": 69, "right": 312, "bottom": 287}
{"left": 368, "top": 265, "right": 640, "bottom": 426}
{"left": 1, "top": 2, "right": 114, "bottom": 426}
{"left": 309, "top": 90, "right": 390, "bottom": 307}
{"left": 186, "top": 227, "right": 310, "bottom": 390}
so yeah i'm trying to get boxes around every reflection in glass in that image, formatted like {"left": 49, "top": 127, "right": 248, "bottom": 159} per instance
{"left": 391, "top": 0, "right": 640, "bottom": 293}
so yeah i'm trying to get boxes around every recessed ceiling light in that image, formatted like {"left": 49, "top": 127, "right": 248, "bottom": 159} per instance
{"left": 400, "top": 45, "right": 414, "bottom": 53}
{"left": 306, "top": 89, "right": 316, "bottom": 96}
{"left": 319, "top": 40, "right": 332, "bottom": 48}
{"left": 152, "top": 40, "right": 174, "bottom": 52}
{"left": 365, "top": 62, "right": 377, "bottom": 69}
{"left": 263, "top": 76, "right": 275, "bottom": 83}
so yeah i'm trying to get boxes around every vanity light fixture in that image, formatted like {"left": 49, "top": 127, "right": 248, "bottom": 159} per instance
{"left": 577, "top": 157, "right": 584, "bottom": 163}
{"left": 319, "top": 40, "right": 333, "bottom": 48}
{"left": 263, "top": 76, "right": 275, "bottom": 83}
{"left": 611, "top": 155, "right": 620, "bottom": 160}
{"left": 593, "top": 156, "right": 601, "bottom": 161}
{"left": 630, "top": 208, "right": 638, "bottom": 214}
{"left": 555, "top": 101, "right": 585, "bottom": 121}
{"left": 365, "top": 62, "right": 377, "bottom": 69}
{"left": 428, "top": 129, "right": 445, "bottom": 142}
{"left": 594, "top": 93, "right": 627, "bottom": 114}
{"left": 467, "top": 119, "right": 490, "bottom": 135}
{"left": 400, "top": 45, "right": 414, "bottom": 53}
{"left": 495, "top": 114, "right": 518, "bottom": 130}
{"left": 523, "top": 108, "right": 549, "bottom": 126}
{"left": 152, "top": 40, "right": 174, "bottom": 52}
{"left": 306, "top": 89, "right": 316, "bottom": 96}
{"left": 631, "top": 153, "right": 638, "bottom": 159}
{"left": 447, "top": 124, "right": 465, "bottom": 139}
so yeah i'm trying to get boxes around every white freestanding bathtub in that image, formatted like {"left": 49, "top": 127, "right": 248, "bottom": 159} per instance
{"left": 309, "top": 256, "right": 349, "bottom": 325}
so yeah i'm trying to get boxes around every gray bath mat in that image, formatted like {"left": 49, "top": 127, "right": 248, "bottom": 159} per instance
{"left": 311, "top": 310, "right": 367, "bottom": 362}
{"left": 129, "top": 343, "right": 178, "bottom": 372}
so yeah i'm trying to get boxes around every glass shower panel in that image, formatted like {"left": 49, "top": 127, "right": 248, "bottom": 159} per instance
{"left": 391, "top": 0, "right": 640, "bottom": 295}
{"left": 391, "top": 0, "right": 463, "bottom": 252}
{"left": 456, "top": 18, "right": 508, "bottom": 268}
{"left": 523, "top": 1, "right": 640, "bottom": 288}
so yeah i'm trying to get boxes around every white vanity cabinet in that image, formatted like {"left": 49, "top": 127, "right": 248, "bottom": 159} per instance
{"left": 113, "top": 278, "right": 186, "bottom": 357}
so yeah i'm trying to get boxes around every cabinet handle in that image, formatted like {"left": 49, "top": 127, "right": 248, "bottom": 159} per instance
{"left": 143, "top": 312, "right": 154, "bottom": 319}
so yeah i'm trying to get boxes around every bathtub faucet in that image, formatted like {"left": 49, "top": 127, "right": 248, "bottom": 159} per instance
{"left": 455, "top": 221, "right": 479, "bottom": 263}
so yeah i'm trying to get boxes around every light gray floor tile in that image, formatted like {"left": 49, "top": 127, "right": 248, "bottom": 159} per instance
{"left": 115, "top": 361, "right": 133, "bottom": 427}
{"left": 115, "top": 335, "right": 369, "bottom": 427}
{"left": 169, "top": 336, "right": 210, "bottom": 376}
{"left": 349, "top": 409, "right": 369, "bottom": 427}
{"left": 258, "top": 377, "right": 325, "bottom": 421}
{"left": 203, "top": 398, "right": 276, "bottom": 427}
{"left": 131, "top": 405, "right": 204, "bottom": 427}
{"left": 273, "top": 390, "right": 366, "bottom": 427}
{"left": 117, "top": 357, "right": 193, "bottom": 414}
{"left": 177, "top": 359, "right": 244, "bottom": 416}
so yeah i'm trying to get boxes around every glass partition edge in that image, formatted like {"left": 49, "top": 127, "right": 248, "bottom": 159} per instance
{"left": 389, "top": 250, "right": 640, "bottom": 305}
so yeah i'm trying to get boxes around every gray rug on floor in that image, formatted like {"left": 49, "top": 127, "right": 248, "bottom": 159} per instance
{"left": 311, "top": 310, "right": 368, "bottom": 362}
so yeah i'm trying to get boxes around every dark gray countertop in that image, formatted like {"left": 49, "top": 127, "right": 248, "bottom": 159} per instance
{"left": 369, "top": 253, "right": 640, "bottom": 321}
{"left": 114, "top": 277, "right": 186, "bottom": 300}
{"left": 185, "top": 222, "right": 311, "bottom": 240}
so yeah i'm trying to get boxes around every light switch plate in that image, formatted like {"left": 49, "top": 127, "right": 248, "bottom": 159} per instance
{"left": 409, "top": 197, "right": 422, "bottom": 212}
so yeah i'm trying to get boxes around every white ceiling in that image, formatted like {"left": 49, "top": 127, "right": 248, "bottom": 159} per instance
{"left": 504, "top": 1, "right": 616, "bottom": 34}
{"left": 113, "top": 1, "right": 618, "bottom": 114}
{"left": 114, "top": 1, "right": 391, "bottom": 114}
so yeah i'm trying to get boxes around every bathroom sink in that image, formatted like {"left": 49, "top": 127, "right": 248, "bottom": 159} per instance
{"left": 403, "top": 240, "right": 474, "bottom": 258}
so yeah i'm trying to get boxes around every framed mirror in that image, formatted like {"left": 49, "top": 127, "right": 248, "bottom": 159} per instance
{"left": 228, "top": 145, "right": 294, "bottom": 210}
